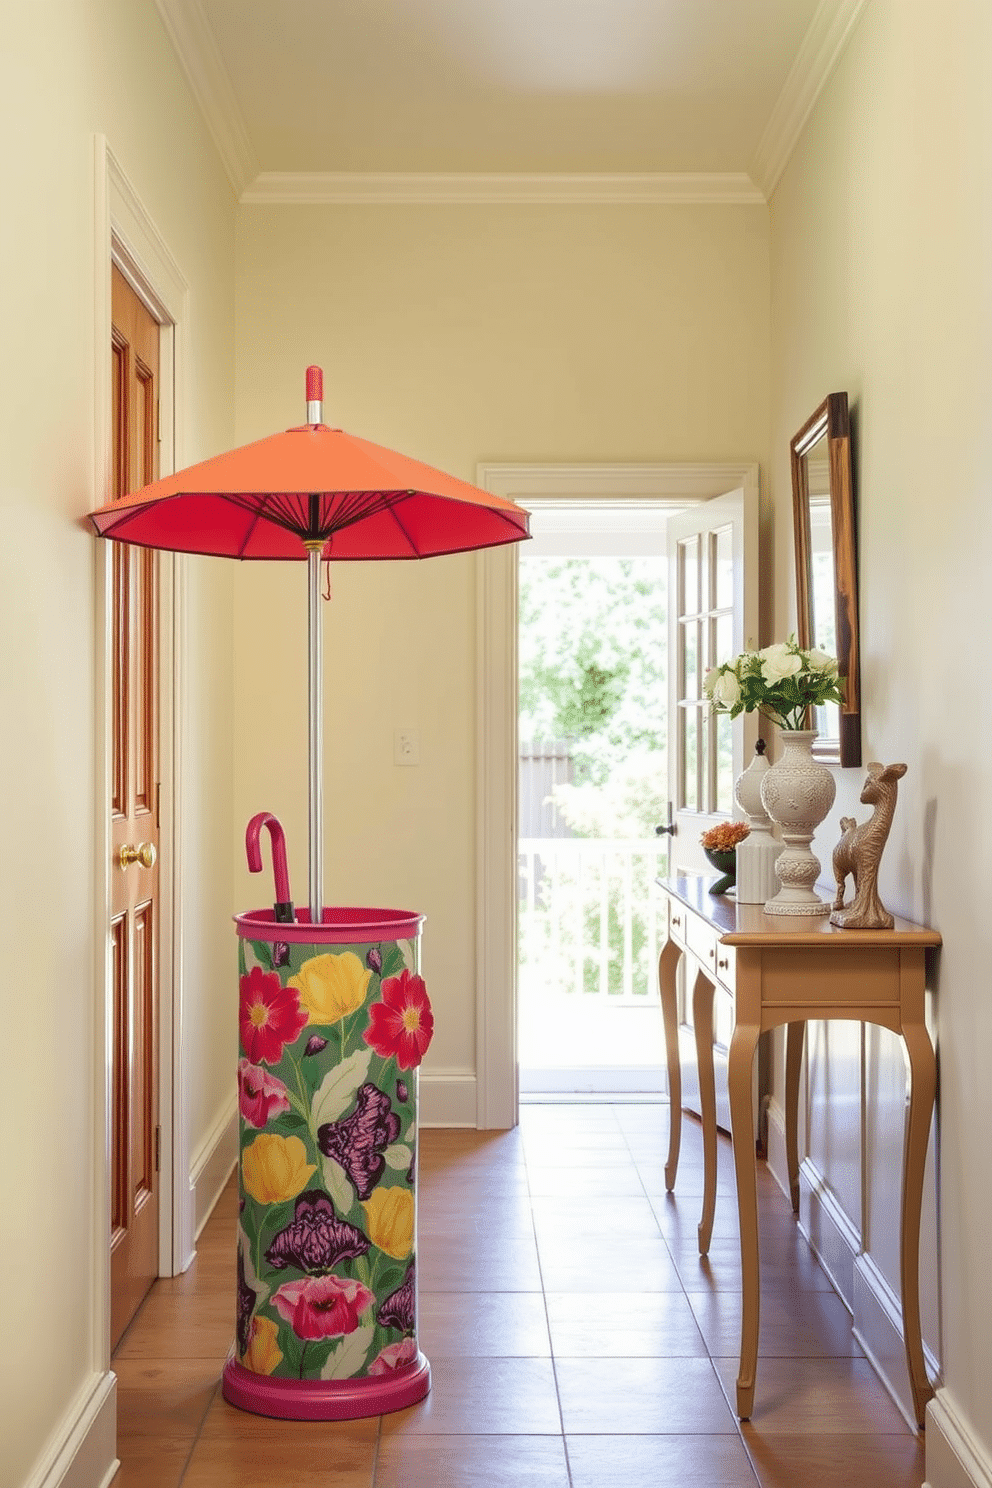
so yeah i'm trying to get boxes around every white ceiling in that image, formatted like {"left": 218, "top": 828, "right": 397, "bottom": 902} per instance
{"left": 153, "top": 0, "right": 868, "bottom": 201}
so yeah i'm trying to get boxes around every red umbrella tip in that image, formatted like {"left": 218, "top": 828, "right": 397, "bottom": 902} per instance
{"left": 306, "top": 365, "right": 323, "bottom": 401}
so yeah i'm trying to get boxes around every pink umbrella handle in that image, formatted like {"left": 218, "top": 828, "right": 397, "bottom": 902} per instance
{"left": 246, "top": 812, "right": 295, "bottom": 923}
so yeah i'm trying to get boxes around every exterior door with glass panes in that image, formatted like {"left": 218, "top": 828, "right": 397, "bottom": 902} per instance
{"left": 666, "top": 488, "right": 763, "bottom": 1133}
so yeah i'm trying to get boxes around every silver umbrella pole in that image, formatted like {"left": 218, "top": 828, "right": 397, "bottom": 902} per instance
{"left": 306, "top": 543, "right": 323, "bottom": 922}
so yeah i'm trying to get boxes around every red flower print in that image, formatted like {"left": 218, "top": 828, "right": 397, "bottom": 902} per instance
{"left": 271, "top": 1274, "right": 375, "bottom": 1341}
{"left": 237, "top": 1059, "right": 291, "bottom": 1127}
{"left": 362, "top": 969, "right": 434, "bottom": 1070}
{"left": 239, "top": 966, "right": 308, "bottom": 1065}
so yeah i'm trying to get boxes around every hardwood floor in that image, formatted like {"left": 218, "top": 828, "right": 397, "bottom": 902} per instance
{"left": 112, "top": 1104, "right": 926, "bottom": 1487}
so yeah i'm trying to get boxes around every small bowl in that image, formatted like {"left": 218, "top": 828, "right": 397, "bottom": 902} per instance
{"left": 703, "top": 847, "right": 737, "bottom": 895}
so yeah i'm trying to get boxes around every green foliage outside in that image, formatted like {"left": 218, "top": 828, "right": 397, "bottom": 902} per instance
{"left": 518, "top": 555, "right": 669, "bottom": 1002}
{"left": 518, "top": 556, "right": 668, "bottom": 839}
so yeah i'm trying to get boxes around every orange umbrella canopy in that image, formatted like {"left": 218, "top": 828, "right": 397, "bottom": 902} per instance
{"left": 89, "top": 372, "right": 529, "bottom": 560}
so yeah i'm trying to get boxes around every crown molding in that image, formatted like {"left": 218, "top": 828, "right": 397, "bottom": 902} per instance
{"left": 751, "top": 0, "right": 870, "bottom": 200}
{"left": 152, "top": 0, "right": 257, "bottom": 198}
{"left": 240, "top": 171, "right": 765, "bottom": 207}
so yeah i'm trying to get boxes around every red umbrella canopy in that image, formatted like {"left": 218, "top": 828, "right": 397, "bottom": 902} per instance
{"left": 88, "top": 367, "right": 530, "bottom": 559}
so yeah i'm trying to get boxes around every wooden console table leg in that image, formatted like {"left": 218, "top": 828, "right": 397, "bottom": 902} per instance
{"left": 659, "top": 937, "right": 683, "bottom": 1191}
{"left": 785, "top": 1021, "right": 805, "bottom": 1214}
{"left": 900, "top": 1010, "right": 937, "bottom": 1428}
{"left": 692, "top": 967, "right": 717, "bottom": 1255}
{"left": 729, "top": 1017, "right": 762, "bottom": 1421}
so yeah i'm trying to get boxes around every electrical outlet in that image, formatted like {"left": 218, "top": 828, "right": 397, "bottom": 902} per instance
{"left": 394, "top": 729, "right": 420, "bottom": 766}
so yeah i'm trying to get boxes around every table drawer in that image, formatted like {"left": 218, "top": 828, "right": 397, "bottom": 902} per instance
{"left": 668, "top": 899, "right": 689, "bottom": 948}
{"left": 714, "top": 943, "right": 736, "bottom": 995}
{"left": 686, "top": 910, "right": 718, "bottom": 977}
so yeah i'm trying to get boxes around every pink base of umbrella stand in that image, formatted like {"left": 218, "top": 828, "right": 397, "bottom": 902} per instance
{"left": 222, "top": 1349, "right": 431, "bottom": 1421}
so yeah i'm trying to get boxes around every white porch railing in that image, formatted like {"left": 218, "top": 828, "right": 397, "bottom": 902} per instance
{"left": 518, "top": 837, "right": 670, "bottom": 1006}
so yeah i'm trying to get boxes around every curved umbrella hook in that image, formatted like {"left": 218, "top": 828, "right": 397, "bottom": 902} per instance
{"left": 246, "top": 812, "right": 295, "bottom": 924}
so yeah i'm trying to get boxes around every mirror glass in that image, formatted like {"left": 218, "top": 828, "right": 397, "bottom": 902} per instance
{"left": 791, "top": 393, "right": 861, "bottom": 767}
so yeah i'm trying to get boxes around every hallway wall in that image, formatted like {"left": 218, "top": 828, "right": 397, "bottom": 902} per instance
{"left": 232, "top": 198, "right": 772, "bottom": 1116}
{"left": 0, "top": 6, "right": 237, "bottom": 1486}
{"left": 765, "top": 0, "right": 992, "bottom": 1477}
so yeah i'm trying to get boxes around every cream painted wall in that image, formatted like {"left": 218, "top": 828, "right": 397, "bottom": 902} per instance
{"left": 233, "top": 201, "right": 771, "bottom": 1091}
{"left": 768, "top": 0, "right": 992, "bottom": 1467}
{"left": 0, "top": 6, "right": 236, "bottom": 1487}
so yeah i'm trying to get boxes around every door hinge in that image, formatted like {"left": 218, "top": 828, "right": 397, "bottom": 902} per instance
{"left": 154, "top": 1125, "right": 161, "bottom": 1173}
{"left": 157, "top": 398, "right": 162, "bottom": 444}
{"left": 156, "top": 781, "right": 161, "bottom": 830}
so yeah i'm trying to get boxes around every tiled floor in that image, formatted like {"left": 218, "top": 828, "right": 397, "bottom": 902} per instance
{"left": 113, "top": 1103, "right": 926, "bottom": 1486}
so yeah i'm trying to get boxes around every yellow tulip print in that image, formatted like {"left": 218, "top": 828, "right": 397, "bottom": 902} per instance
{"left": 242, "top": 1315, "right": 283, "bottom": 1375}
{"left": 362, "top": 1186, "right": 415, "bottom": 1259}
{"left": 242, "top": 1133, "right": 316, "bottom": 1205}
{"left": 289, "top": 952, "right": 372, "bottom": 1025}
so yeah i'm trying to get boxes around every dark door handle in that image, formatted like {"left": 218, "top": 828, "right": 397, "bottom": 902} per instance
{"left": 655, "top": 803, "right": 676, "bottom": 837}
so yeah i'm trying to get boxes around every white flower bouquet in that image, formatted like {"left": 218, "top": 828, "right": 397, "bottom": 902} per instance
{"left": 703, "top": 637, "right": 844, "bottom": 732}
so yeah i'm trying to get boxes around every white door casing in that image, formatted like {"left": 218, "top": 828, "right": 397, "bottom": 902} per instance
{"left": 476, "top": 463, "right": 759, "bottom": 1130}
{"left": 94, "top": 138, "right": 191, "bottom": 1367}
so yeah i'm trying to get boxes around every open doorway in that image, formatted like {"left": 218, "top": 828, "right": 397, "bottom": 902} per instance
{"left": 517, "top": 505, "right": 682, "bottom": 1098}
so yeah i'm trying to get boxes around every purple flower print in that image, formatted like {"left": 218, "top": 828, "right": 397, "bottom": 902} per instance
{"left": 236, "top": 1245, "right": 257, "bottom": 1356}
{"left": 265, "top": 1191, "right": 370, "bottom": 1274}
{"left": 317, "top": 1082, "right": 400, "bottom": 1201}
{"left": 395, "top": 1079, "right": 408, "bottom": 1105}
{"left": 273, "top": 942, "right": 291, "bottom": 968}
{"left": 304, "top": 1035, "right": 328, "bottom": 1057}
{"left": 366, "top": 947, "right": 382, "bottom": 974}
{"left": 377, "top": 1261, "right": 416, "bottom": 1333}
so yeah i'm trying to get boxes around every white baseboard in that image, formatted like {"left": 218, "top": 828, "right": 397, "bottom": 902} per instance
{"left": 798, "top": 1156, "right": 859, "bottom": 1312}
{"left": 926, "top": 1389, "right": 992, "bottom": 1488}
{"left": 853, "top": 1250, "right": 940, "bottom": 1434}
{"left": 420, "top": 1069, "right": 478, "bottom": 1127}
{"left": 764, "top": 1097, "right": 791, "bottom": 1201}
{"left": 189, "top": 1096, "right": 238, "bottom": 1240}
{"left": 23, "top": 1370, "right": 118, "bottom": 1488}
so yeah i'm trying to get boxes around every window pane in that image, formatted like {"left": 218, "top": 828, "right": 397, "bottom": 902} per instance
{"left": 716, "top": 613, "right": 733, "bottom": 668}
{"left": 716, "top": 711, "right": 733, "bottom": 814}
{"left": 715, "top": 524, "right": 734, "bottom": 610}
{"left": 682, "top": 708, "right": 697, "bottom": 810}
{"left": 680, "top": 536, "right": 699, "bottom": 617}
{"left": 684, "top": 620, "right": 698, "bottom": 701}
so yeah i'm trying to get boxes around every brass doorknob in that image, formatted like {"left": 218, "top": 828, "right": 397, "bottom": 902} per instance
{"left": 120, "top": 841, "right": 157, "bottom": 871}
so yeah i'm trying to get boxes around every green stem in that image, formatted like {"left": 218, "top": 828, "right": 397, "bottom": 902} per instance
{"left": 286, "top": 1051, "right": 318, "bottom": 1145}
{"left": 299, "top": 1340, "right": 309, "bottom": 1380}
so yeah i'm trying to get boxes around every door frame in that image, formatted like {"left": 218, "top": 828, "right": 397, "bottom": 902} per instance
{"left": 93, "top": 137, "right": 190, "bottom": 1367}
{"left": 475, "top": 462, "right": 759, "bottom": 1130}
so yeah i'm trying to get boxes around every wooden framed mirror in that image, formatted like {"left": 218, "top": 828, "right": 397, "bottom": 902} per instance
{"left": 791, "top": 391, "right": 861, "bottom": 767}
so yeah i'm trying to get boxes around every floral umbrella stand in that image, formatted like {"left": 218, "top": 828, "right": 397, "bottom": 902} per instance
{"left": 226, "top": 890, "right": 434, "bottom": 1420}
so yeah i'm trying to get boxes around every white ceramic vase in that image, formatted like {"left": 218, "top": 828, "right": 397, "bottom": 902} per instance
{"left": 759, "top": 730, "right": 836, "bottom": 915}
{"left": 733, "top": 739, "right": 782, "bottom": 904}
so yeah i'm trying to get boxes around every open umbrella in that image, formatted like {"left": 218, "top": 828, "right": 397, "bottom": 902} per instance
{"left": 89, "top": 366, "right": 530, "bottom": 919}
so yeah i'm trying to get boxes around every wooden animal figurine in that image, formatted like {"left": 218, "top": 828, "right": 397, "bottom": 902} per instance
{"left": 830, "top": 762, "right": 908, "bottom": 930}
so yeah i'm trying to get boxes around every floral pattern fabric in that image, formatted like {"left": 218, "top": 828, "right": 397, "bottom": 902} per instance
{"left": 236, "top": 934, "right": 430, "bottom": 1383}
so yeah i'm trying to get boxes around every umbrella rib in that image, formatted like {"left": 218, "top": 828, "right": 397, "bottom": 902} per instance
{"left": 383, "top": 495, "right": 421, "bottom": 556}
{"left": 236, "top": 493, "right": 272, "bottom": 558}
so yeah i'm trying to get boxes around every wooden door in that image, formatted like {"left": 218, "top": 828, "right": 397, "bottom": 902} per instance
{"left": 110, "top": 264, "right": 161, "bottom": 1348}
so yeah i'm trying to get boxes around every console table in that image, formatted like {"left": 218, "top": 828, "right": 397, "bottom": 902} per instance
{"left": 656, "top": 874, "right": 940, "bottom": 1426}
